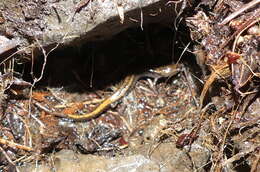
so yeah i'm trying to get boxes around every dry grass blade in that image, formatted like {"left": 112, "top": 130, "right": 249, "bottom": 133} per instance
{"left": 200, "top": 63, "right": 230, "bottom": 109}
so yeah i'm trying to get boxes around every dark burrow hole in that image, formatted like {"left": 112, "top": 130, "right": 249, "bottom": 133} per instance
{"left": 22, "top": 23, "right": 202, "bottom": 92}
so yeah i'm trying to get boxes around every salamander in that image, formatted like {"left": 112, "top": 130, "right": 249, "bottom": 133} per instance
{"left": 55, "top": 64, "right": 181, "bottom": 121}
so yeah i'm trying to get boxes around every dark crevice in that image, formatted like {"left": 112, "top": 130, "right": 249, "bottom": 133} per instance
{"left": 22, "top": 23, "right": 199, "bottom": 92}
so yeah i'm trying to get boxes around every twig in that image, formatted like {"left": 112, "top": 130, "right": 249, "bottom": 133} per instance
{"left": 251, "top": 152, "right": 260, "bottom": 172}
{"left": 0, "top": 45, "right": 34, "bottom": 66}
{"left": 232, "top": 16, "right": 260, "bottom": 52}
{"left": 222, "top": 146, "right": 257, "bottom": 166}
{"left": 219, "top": 0, "right": 260, "bottom": 25}
{"left": 219, "top": 11, "right": 260, "bottom": 51}
{"left": 0, "top": 146, "right": 15, "bottom": 166}
{"left": 0, "top": 138, "right": 33, "bottom": 151}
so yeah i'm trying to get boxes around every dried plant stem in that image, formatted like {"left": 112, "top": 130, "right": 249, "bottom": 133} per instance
{"left": 220, "top": 0, "right": 260, "bottom": 25}
{"left": 0, "top": 138, "right": 33, "bottom": 151}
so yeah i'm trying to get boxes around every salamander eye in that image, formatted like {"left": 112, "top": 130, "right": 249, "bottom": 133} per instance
{"left": 138, "top": 129, "right": 144, "bottom": 136}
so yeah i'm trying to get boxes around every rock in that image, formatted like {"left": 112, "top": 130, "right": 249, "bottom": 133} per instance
{"left": 19, "top": 142, "right": 210, "bottom": 172}
{"left": 19, "top": 149, "right": 160, "bottom": 172}
{"left": 0, "top": 0, "right": 183, "bottom": 55}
